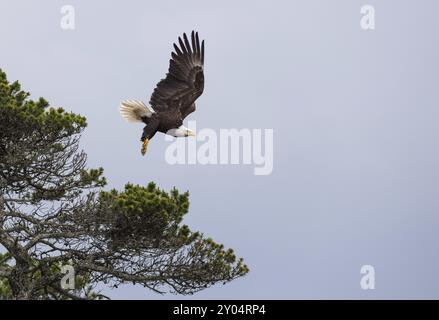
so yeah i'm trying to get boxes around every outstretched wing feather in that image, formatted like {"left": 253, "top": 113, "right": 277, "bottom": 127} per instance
{"left": 149, "top": 31, "right": 204, "bottom": 118}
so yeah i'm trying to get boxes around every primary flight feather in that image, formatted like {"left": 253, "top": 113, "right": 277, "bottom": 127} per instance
{"left": 119, "top": 31, "right": 205, "bottom": 155}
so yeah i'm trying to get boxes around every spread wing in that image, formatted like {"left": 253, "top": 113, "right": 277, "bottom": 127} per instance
{"left": 149, "top": 31, "right": 205, "bottom": 119}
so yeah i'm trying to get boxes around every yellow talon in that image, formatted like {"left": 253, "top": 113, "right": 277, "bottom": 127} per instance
{"left": 141, "top": 138, "right": 149, "bottom": 156}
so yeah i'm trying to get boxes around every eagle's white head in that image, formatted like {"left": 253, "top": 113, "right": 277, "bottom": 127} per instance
{"left": 167, "top": 125, "right": 195, "bottom": 137}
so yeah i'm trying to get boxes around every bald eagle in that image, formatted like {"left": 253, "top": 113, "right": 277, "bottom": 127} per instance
{"left": 119, "top": 31, "right": 205, "bottom": 155}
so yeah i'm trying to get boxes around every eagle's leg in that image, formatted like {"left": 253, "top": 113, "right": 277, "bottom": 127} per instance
{"left": 140, "top": 116, "right": 159, "bottom": 156}
{"left": 141, "top": 139, "right": 149, "bottom": 156}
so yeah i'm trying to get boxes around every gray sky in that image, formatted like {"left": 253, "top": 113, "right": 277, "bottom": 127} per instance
{"left": 1, "top": 0, "right": 439, "bottom": 299}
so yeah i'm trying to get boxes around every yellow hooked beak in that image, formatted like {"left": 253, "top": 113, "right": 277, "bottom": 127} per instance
{"left": 187, "top": 130, "right": 196, "bottom": 137}
{"left": 141, "top": 139, "right": 149, "bottom": 156}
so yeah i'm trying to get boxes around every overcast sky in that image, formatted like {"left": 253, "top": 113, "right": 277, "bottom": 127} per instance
{"left": 1, "top": 0, "right": 439, "bottom": 299}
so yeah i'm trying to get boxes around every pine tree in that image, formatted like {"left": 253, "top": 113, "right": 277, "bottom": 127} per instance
{"left": 0, "top": 69, "right": 248, "bottom": 299}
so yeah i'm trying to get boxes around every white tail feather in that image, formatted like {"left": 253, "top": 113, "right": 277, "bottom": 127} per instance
{"left": 119, "top": 100, "right": 155, "bottom": 123}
